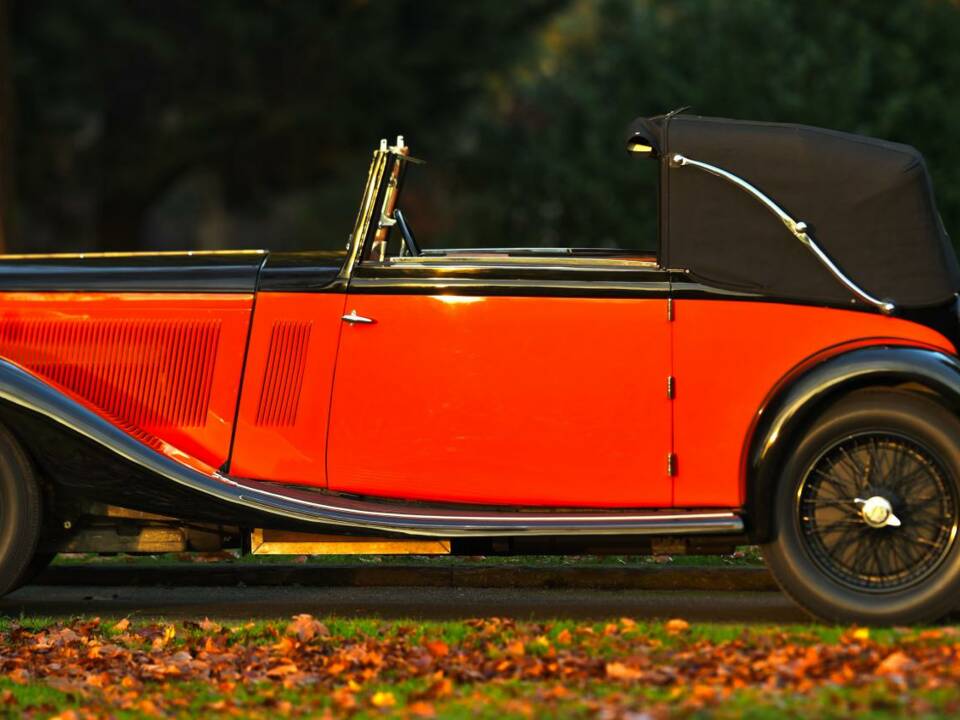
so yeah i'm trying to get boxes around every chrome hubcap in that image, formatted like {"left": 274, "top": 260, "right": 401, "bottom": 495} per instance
{"left": 854, "top": 495, "right": 902, "bottom": 528}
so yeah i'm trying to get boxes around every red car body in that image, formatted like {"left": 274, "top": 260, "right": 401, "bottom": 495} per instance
{"left": 0, "top": 112, "right": 959, "bottom": 624}
{"left": 0, "top": 288, "right": 949, "bottom": 508}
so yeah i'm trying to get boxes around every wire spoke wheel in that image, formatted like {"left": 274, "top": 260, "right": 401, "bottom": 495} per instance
{"left": 798, "top": 432, "right": 959, "bottom": 592}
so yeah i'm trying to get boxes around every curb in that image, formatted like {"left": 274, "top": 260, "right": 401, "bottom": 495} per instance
{"left": 34, "top": 564, "right": 778, "bottom": 592}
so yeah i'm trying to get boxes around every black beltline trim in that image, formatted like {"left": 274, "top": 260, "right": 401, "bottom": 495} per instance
{"left": 0, "top": 252, "right": 266, "bottom": 293}
{"left": 257, "top": 251, "right": 347, "bottom": 292}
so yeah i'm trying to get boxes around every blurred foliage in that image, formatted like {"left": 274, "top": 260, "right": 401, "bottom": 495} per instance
{"left": 6, "top": 0, "right": 960, "bottom": 253}
{"left": 6, "top": 0, "right": 563, "bottom": 251}
{"left": 452, "top": 0, "right": 960, "bottom": 251}
{"left": 0, "top": 0, "right": 12, "bottom": 249}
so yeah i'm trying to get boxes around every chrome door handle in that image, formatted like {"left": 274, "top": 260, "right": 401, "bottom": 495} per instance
{"left": 342, "top": 310, "right": 376, "bottom": 324}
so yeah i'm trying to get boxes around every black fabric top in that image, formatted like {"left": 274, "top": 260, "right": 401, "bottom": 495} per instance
{"left": 628, "top": 114, "right": 960, "bottom": 309}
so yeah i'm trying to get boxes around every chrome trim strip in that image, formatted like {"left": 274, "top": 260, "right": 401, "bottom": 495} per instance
{"left": 380, "top": 260, "right": 659, "bottom": 273}
{"left": 235, "top": 484, "right": 745, "bottom": 537}
{"left": 670, "top": 153, "right": 895, "bottom": 315}
{"left": 0, "top": 358, "right": 743, "bottom": 538}
{"left": 348, "top": 276, "right": 671, "bottom": 296}
{"left": 387, "top": 256, "right": 659, "bottom": 270}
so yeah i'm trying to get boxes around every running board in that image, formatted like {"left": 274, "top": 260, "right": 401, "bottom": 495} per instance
{"left": 228, "top": 478, "right": 744, "bottom": 538}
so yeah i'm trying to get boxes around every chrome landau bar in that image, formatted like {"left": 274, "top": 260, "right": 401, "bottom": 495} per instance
{"left": 670, "top": 153, "right": 896, "bottom": 315}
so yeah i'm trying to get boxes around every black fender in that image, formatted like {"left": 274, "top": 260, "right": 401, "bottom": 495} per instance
{"left": 745, "top": 342, "right": 960, "bottom": 543}
{"left": 0, "top": 358, "right": 744, "bottom": 538}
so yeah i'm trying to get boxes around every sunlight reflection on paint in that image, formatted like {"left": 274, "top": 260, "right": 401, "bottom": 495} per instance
{"left": 430, "top": 295, "right": 483, "bottom": 305}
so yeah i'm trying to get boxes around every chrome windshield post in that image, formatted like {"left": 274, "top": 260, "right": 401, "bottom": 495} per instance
{"left": 670, "top": 153, "right": 895, "bottom": 315}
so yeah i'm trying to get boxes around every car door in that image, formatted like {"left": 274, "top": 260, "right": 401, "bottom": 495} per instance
{"left": 326, "top": 261, "right": 673, "bottom": 507}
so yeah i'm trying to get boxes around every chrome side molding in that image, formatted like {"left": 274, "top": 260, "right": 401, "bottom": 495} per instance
{"left": 670, "top": 153, "right": 895, "bottom": 315}
{"left": 231, "top": 477, "right": 745, "bottom": 538}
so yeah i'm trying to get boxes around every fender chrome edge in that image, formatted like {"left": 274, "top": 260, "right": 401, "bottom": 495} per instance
{"left": 0, "top": 358, "right": 743, "bottom": 538}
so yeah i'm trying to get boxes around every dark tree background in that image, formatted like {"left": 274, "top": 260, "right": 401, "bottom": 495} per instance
{"left": 4, "top": 0, "right": 960, "bottom": 255}
{"left": 0, "top": 0, "right": 13, "bottom": 250}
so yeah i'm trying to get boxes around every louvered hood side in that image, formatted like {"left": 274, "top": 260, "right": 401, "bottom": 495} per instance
{"left": 0, "top": 292, "right": 254, "bottom": 468}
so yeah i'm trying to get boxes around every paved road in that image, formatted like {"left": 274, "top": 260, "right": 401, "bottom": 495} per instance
{"left": 0, "top": 584, "right": 807, "bottom": 623}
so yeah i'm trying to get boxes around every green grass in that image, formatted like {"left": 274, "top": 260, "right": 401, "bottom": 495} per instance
{"left": 0, "top": 615, "right": 924, "bottom": 652}
{"left": 3, "top": 674, "right": 958, "bottom": 719}
{"left": 1, "top": 616, "right": 957, "bottom": 718}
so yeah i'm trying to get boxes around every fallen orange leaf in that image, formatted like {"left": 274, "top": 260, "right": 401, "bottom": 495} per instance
{"left": 424, "top": 639, "right": 449, "bottom": 658}
{"left": 606, "top": 662, "right": 644, "bottom": 680}
{"left": 506, "top": 640, "right": 526, "bottom": 657}
{"left": 409, "top": 700, "right": 436, "bottom": 717}
{"left": 7, "top": 668, "right": 29, "bottom": 685}
{"left": 876, "top": 651, "right": 915, "bottom": 676}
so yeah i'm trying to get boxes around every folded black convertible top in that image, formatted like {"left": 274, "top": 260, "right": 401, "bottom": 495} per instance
{"left": 630, "top": 113, "right": 960, "bottom": 309}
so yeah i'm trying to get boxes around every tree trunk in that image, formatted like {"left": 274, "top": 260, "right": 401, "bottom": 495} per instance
{"left": 0, "top": 0, "right": 13, "bottom": 253}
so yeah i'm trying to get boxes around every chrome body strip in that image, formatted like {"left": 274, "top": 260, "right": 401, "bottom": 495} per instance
{"left": 0, "top": 358, "right": 744, "bottom": 539}
{"left": 670, "top": 153, "right": 895, "bottom": 315}
{"left": 380, "top": 259, "right": 659, "bottom": 272}
{"left": 231, "top": 477, "right": 744, "bottom": 537}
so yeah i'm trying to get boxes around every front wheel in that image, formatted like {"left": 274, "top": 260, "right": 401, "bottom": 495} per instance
{"left": 762, "top": 389, "right": 960, "bottom": 625}
{"left": 0, "top": 423, "right": 42, "bottom": 596}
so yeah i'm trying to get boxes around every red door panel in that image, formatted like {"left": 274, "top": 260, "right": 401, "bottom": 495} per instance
{"left": 327, "top": 294, "right": 672, "bottom": 507}
{"left": 0, "top": 292, "right": 253, "bottom": 467}
{"left": 229, "top": 292, "right": 347, "bottom": 485}
{"left": 673, "top": 300, "right": 956, "bottom": 508}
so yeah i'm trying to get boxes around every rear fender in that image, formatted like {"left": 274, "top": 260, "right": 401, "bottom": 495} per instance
{"left": 744, "top": 342, "right": 960, "bottom": 542}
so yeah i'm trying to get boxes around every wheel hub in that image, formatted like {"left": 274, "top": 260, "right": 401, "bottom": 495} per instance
{"left": 799, "top": 432, "right": 957, "bottom": 592}
{"left": 854, "top": 495, "right": 902, "bottom": 528}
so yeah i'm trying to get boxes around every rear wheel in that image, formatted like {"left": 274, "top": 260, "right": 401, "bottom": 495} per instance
{"left": 0, "top": 424, "right": 42, "bottom": 596}
{"left": 762, "top": 390, "right": 960, "bottom": 624}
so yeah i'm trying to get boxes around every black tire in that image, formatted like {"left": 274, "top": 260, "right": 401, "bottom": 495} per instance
{"left": 0, "top": 424, "right": 42, "bottom": 597}
{"left": 762, "top": 389, "right": 960, "bottom": 625}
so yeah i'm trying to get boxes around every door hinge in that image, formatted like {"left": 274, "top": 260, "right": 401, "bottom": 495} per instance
{"left": 666, "top": 375, "right": 675, "bottom": 399}
{"left": 667, "top": 297, "right": 674, "bottom": 321}
{"left": 667, "top": 452, "right": 677, "bottom": 476}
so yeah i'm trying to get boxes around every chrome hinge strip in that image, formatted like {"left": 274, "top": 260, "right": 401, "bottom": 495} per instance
{"left": 667, "top": 297, "right": 674, "bottom": 321}
{"left": 667, "top": 452, "right": 677, "bottom": 477}
{"left": 669, "top": 153, "right": 895, "bottom": 315}
{"left": 667, "top": 375, "right": 675, "bottom": 399}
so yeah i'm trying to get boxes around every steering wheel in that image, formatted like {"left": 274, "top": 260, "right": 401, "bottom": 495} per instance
{"left": 394, "top": 208, "right": 420, "bottom": 257}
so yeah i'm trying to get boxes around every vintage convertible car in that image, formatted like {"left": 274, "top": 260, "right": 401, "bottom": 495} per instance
{"left": 0, "top": 112, "right": 958, "bottom": 624}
